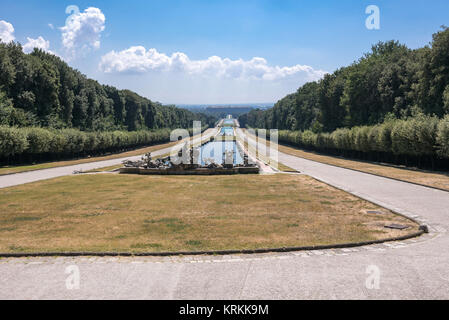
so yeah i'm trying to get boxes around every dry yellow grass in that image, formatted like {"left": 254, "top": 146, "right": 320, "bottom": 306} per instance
{"left": 0, "top": 174, "right": 418, "bottom": 253}
{"left": 243, "top": 129, "right": 449, "bottom": 191}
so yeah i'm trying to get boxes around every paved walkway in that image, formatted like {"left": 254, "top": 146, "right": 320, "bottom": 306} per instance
{"left": 1, "top": 128, "right": 449, "bottom": 299}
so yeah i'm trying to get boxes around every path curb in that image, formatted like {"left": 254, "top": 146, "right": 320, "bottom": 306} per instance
{"left": 0, "top": 230, "right": 424, "bottom": 258}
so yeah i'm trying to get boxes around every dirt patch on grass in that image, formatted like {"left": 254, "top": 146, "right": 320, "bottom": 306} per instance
{"left": 0, "top": 174, "right": 419, "bottom": 253}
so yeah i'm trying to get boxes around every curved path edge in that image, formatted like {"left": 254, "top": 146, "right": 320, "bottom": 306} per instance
{"left": 0, "top": 230, "right": 425, "bottom": 258}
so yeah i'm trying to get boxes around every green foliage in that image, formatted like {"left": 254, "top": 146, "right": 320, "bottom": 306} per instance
{"left": 391, "top": 115, "right": 439, "bottom": 156}
{"left": 443, "top": 85, "right": 449, "bottom": 113}
{"left": 437, "top": 115, "right": 449, "bottom": 158}
{"left": 271, "top": 115, "right": 448, "bottom": 162}
{"left": 0, "top": 90, "right": 37, "bottom": 127}
{"left": 0, "top": 126, "right": 28, "bottom": 157}
{"left": 0, "top": 126, "right": 207, "bottom": 160}
{"left": 25, "top": 127, "right": 55, "bottom": 154}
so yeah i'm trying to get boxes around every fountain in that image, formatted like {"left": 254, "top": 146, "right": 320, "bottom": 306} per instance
{"left": 120, "top": 141, "right": 259, "bottom": 175}
{"left": 120, "top": 117, "right": 259, "bottom": 175}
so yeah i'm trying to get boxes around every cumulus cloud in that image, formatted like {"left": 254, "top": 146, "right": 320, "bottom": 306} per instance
{"left": 22, "top": 36, "right": 62, "bottom": 60}
{"left": 99, "top": 46, "right": 327, "bottom": 82}
{"left": 0, "top": 20, "right": 15, "bottom": 43}
{"left": 60, "top": 7, "right": 105, "bottom": 57}
{"left": 23, "top": 36, "right": 50, "bottom": 53}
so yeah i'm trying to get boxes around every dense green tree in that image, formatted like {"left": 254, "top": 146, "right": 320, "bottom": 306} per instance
{"left": 0, "top": 42, "right": 215, "bottom": 132}
{"left": 319, "top": 70, "right": 347, "bottom": 131}
{"left": 294, "top": 82, "right": 320, "bottom": 131}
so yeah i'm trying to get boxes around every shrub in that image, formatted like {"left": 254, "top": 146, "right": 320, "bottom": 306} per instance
{"left": 411, "top": 115, "right": 439, "bottom": 156}
{"left": 0, "top": 126, "right": 205, "bottom": 162}
{"left": 301, "top": 130, "right": 317, "bottom": 148}
{"left": 331, "top": 128, "right": 351, "bottom": 150}
{"left": 376, "top": 121, "right": 394, "bottom": 153}
{"left": 437, "top": 115, "right": 449, "bottom": 158}
{"left": 0, "top": 126, "right": 29, "bottom": 157}
{"left": 25, "top": 127, "right": 54, "bottom": 154}
{"left": 391, "top": 119, "right": 415, "bottom": 156}
{"left": 271, "top": 115, "right": 449, "bottom": 164}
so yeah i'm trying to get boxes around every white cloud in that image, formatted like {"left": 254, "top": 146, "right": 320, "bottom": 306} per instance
{"left": 23, "top": 36, "right": 50, "bottom": 53}
{"left": 60, "top": 7, "right": 105, "bottom": 57}
{"left": 48, "top": 23, "right": 54, "bottom": 30}
{"left": 0, "top": 20, "right": 15, "bottom": 43}
{"left": 99, "top": 46, "right": 327, "bottom": 82}
{"left": 22, "top": 36, "right": 63, "bottom": 60}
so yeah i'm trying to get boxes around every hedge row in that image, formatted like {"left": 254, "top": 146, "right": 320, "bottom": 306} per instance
{"left": 260, "top": 114, "right": 449, "bottom": 169}
{"left": 0, "top": 125, "right": 209, "bottom": 162}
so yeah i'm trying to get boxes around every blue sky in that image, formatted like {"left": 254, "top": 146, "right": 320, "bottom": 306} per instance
{"left": 1, "top": 0, "right": 449, "bottom": 104}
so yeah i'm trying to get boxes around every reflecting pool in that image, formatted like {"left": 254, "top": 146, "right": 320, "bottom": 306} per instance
{"left": 220, "top": 127, "right": 234, "bottom": 136}
{"left": 200, "top": 141, "right": 244, "bottom": 165}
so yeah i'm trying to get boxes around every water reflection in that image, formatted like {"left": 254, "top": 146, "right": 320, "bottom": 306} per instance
{"left": 200, "top": 141, "right": 243, "bottom": 165}
{"left": 220, "top": 127, "right": 234, "bottom": 136}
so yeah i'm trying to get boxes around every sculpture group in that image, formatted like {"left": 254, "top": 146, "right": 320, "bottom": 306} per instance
{"left": 121, "top": 141, "right": 258, "bottom": 175}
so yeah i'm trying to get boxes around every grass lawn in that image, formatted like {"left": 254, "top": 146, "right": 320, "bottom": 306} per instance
{"left": 0, "top": 174, "right": 418, "bottom": 253}
{"left": 0, "top": 129, "right": 214, "bottom": 176}
{"left": 243, "top": 129, "right": 449, "bottom": 191}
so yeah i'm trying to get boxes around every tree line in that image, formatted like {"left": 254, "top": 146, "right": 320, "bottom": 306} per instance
{"left": 240, "top": 27, "right": 449, "bottom": 169}
{"left": 258, "top": 114, "right": 448, "bottom": 170}
{"left": 0, "top": 125, "right": 209, "bottom": 165}
{"left": 0, "top": 42, "right": 215, "bottom": 131}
